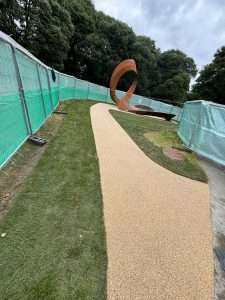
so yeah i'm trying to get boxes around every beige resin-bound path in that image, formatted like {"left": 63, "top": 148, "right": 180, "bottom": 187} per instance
{"left": 91, "top": 103, "right": 214, "bottom": 300}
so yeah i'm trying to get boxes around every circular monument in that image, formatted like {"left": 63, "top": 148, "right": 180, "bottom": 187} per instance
{"left": 109, "top": 59, "right": 137, "bottom": 111}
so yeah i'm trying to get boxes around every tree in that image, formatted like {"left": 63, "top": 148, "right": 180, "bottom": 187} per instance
{"left": 131, "top": 35, "right": 160, "bottom": 97}
{"left": 90, "top": 11, "right": 136, "bottom": 87}
{"left": 20, "top": 0, "right": 73, "bottom": 70}
{"left": 151, "top": 50, "right": 197, "bottom": 103}
{"left": 153, "top": 73, "right": 190, "bottom": 103}
{"left": 192, "top": 47, "right": 225, "bottom": 104}
{"left": 31, "top": 0, "right": 74, "bottom": 70}
{"left": 157, "top": 50, "right": 197, "bottom": 80}
{"left": 0, "top": 0, "right": 73, "bottom": 70}
{"left": 63, "top": 0, "right": 96, "bottom": 77}
{"left": 0, "top": 0, "right": 21, "bottom": 39}
{"left": 17, "top": 0, "right": 40, "bottom": 49}
{"left": 64, "top": 8, "right": 137, "bottom": 88}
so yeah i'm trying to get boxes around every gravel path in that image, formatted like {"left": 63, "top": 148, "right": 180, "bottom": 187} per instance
{"left": 91, "top": 103, "right": 214, "bottom": 300}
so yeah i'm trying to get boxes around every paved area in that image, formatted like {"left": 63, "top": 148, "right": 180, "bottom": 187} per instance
{"left": 200, "top": 158, "right": 225, "bottom": 300}
{"left": 91, "top": 103, "right": 214, "bottom": 300}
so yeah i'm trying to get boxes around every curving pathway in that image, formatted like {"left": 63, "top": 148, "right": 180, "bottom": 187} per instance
{"left": 91, "top": 103, "right": 214, "bottom": 300}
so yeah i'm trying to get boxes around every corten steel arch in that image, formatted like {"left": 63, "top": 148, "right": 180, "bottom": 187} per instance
{"left": 109, "top": 59, "right": 175, "bottom": 121}
{"left": 110, "top": 59, "right": 137, "bottom": 111}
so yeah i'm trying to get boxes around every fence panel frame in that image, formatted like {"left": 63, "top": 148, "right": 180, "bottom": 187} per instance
{"left": 11, "top": 45, "right": 32, "bottom": 135}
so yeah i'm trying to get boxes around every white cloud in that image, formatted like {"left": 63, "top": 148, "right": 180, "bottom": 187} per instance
{"left": 93, "top": 0, "right": 225, "bottom": 68}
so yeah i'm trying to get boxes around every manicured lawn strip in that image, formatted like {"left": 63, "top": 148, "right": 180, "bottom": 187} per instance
{"left": 0, "top": 101, "right": 107, "bottom": 300}
{"left": 111, "top": 110, "right": 207, "bottom": 182}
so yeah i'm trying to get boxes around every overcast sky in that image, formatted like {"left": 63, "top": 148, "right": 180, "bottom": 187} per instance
{"left": 93, "top": 0, "right": 225, "bottom": 70}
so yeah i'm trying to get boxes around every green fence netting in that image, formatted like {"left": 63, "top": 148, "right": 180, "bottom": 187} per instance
{"left": 0, "top": 31, "right": 182, "bottom": 169}
{"left": 38, "top": 64, "right": 53, "bottom": 116}
{"left": 0, "top": 40, "right": 29, "bottom": 168}
{"left": 178, "top": 100, "right": 225, "bottom": 166}
{"left": 48, "top": 69, "right": 60, "bottom": 109}
{"left": 59, "top": 73, "right": 75, "bottom": 100}
{"left": 88, "top": 82, "right": 108, "bottom": 102}
{"left": 16, "top": 49, "right": 46, "bottom": 133}
{"left": 74, "top": 78, "right": 89, "bottom": 100}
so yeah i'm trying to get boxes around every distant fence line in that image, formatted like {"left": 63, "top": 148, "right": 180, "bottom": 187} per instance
{"left": 0, "top": 31, "right": 182, "bottom": 169}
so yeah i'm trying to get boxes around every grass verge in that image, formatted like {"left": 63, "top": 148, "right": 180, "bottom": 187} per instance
{"left": 0, "top": 112, "right": 63, "bottom": 220}
{"left": 0, "top": 101, "right": 107, "bottom": 300}
{"left": 111, "top": 110, "right": 207, "bottom": 182}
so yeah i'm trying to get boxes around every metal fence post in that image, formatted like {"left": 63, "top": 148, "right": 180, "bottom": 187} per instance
{"left": 158, "top": 101, "right": 163, "bottom": 112}
{"left": 36, "top": 63, "right": 47, "bottom": 118}
{"left": 74, "top": 77, "right": 77, "bottom": 99}
{"left": 106, "top": 88, "right": 110, "bottom": 103}
{"left": 46, "top": 68, "right": 54, "bottom": 110}
{"left": 56, "top": 72, "right": 60, "bottom": 105}
{"left": 87, "top": 82, "right": 90, "bottom": 100}
{"left": 177, "top": 106, "right": 184, "bottom": 122}
{"left": 149, "top": 98, "right": 153, "bottom": 107}
{"left": 188, "top": 102, "right": 202, "bottom": 149}
{"left": 11, "top": 45, "right": 33, "bottom": 135}
{"left": 58, "top": 73, "right": 61, "bottom": 102}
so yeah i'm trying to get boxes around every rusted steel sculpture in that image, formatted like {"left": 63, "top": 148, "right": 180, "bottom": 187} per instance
{"left": 110, "top": 59, "right": 175, "bottom": 121}
{"left": 110, "top": 59, "right": 137, "bottom": 111}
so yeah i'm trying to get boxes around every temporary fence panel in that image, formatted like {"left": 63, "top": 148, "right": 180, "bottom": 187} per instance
{"left": 59, "top": 73, "right": 67, "bottom": 100}
{"left": 130, "top": 94, "right": 142, "bottom": 105}
{"left": 139, "top": 97, "right": 153, "bottom": 108}
{"left": 158, "top": 102, "right": 171, "bottom": 113}
{"left": 88, "top": 82, "right": 98, "bottom": 100}
{"left": 0, "top": 40, "right": 29, "bottom": 168}
{"left": 38, "top": 64, "right": 53, "bottom": 117}
{"left": 48, "top": 69, "right": 59, "bottom": 109}
{"left": 178, "top": 100, "right": 225, "bottom": 166}
{"left": 15, "top": 49, "right": 46, "bottom": 133}
{"left": 74, "top": 79, "right": 89, "bottom": 100}
{"left": 171, "top": 106, "right": 182, "bottom": 121}
{"left": 116, "top": 90, "right": 126, "bottom": 102}
{"left": 106, "top": 89, "right": 114, "bottom": 104}
{"left": 59, "top": 73, "right": 76, "bottom": 101}
{"left": 88, "top": 83, "right": 108, "bottom": 102}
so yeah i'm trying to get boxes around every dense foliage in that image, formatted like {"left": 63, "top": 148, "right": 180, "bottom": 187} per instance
{"left": 0, "top": 0, "right": 201, "bottom": 104}
{"left": 191, "top": 47, "right": 225, "bottom": 105}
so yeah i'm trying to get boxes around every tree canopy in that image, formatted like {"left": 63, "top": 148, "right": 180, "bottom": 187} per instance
{"left": 151, "top": 50, "right": 197, "bottom": 103}
{"left": 191, "top": 47, "right": 225, "bottom": 105}
{"left": 0, "top": 0, "right": 200, "bottom": 104}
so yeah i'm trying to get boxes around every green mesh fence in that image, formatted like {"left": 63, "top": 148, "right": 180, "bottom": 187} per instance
{"left": 59, "top": 73, "right": 75, "bottom": 100}
{"left": 88, "top": 82, "right": 108, "bottom": 101}
{"left": 106, "top": 89, "right": 114, "bottom": 104}
{"left": 74, "top": 78, "right": 89, "bottom": 99}
{"left": 0, "top": 40, "right": 29, "bottom": 168}
{"left": 16, "top": 50, "right": 46, "bottom": 133}
{"left": 48, "top": 69, "right": 59, "bottom": 109}
{"left": 0, "top": 31, "right": 182, "bottom": 169}
{"left": 178, "top": 100, "right": 225, "bottom": 166}
{"left": 38, "top": 64, "right": 53, "bottom": 116}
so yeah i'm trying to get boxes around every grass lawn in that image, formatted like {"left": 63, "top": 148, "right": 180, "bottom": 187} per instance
{"left": 0, "top": 101, "right": 107, "bottom": 300}
{"left": 111, "top": 110, "right": 207, "bottom": 182}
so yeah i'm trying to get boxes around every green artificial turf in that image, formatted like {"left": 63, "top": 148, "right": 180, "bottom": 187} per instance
{"left": 111, "top": 110, "right": 207, "bottom": 182}
{"left": 0, "top": 101, "right": 107, "bottom": 300}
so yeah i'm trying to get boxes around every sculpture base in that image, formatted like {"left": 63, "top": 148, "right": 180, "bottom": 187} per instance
{"left": 127, "top": 105, "right": 175, "bottom": 121}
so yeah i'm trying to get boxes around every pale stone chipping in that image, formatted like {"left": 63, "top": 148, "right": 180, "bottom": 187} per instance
{"left": 91, "top": 103, "right": 214, "bottom": 300}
